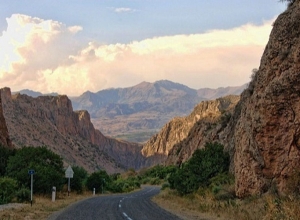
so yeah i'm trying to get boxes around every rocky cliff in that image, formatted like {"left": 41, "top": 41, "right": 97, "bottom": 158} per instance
{"left": 229, "top": 1, "right": 300, "bottom": 197}
{"left": 0, "top": 88, "right": 11, "bottom": 147}
{"left": 142, "top": 1, "right": 300, "bottom": 197}
{"left": 0, "top": 87, "right": 143, "bottom": 173}
{"left": 141, "top": 95, "right": 240, "bottom": 167}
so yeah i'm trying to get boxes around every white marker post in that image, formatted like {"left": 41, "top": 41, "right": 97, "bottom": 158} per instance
{"left": 52, "top": 186, "right": 56, "bottom": 202}
{"left": 28, "top": 169, "right": 35, "bottom": 207}
{"left": 65, "top": 165, "right": 74, "bottom": 196}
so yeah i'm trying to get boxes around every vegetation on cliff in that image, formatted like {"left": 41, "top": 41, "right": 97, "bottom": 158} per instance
{"left": 168, "top": 142, "right": 230, "bottom": 195}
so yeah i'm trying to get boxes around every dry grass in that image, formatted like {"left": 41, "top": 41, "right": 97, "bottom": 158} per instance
{"left": 153, "top": 188, "right": 300, "bottom": 220}
{"left": 0, "top": 192, "right": 93, "bottom": 220}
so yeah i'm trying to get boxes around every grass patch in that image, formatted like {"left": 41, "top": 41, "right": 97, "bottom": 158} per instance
{"left": 0, "top": 192, "right": 93, "bottom": 220}
{"left": 153, "top": 189, "right": 300, "bottom": 220}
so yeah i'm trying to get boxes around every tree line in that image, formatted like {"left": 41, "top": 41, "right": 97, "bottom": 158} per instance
{"left": 0, "top": 142, "right": 231, "bottom": 204}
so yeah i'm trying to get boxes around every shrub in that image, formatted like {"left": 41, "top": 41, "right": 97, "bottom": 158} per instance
{"left": 0, "top": 145, "right": 16, "bottom": 176}
{"left": 6, "top": 146, "right": 65, "bottom": 194}
{"left": 138, "top": 165, "right": 177, "bottom": 184}
{"left": 161, "top": 183, "right": 170, "bottom": 190}
{"left": 86, "top": 170, "right": 110, "bottom": 193}
{"left": 0, "top": 177, "right": 17, "bottom": 204}
{"left": 168, "top": 142, "right": 230, "bottom": 195}
{"left": 15, "top": 187, "right": 31, "bottom": 203}
{"left": 149, "top": 177, "right": 161, "bottom": 185}
{"left": 69, "top": 166, "right": 88, "bottom": 193}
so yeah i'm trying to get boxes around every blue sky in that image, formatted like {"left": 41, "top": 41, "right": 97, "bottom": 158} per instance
{"left": 0, "top": 0, "right": 287, "bottom": 95}
{"left": 1, "top": 0, "right": 285, "bottom": 43}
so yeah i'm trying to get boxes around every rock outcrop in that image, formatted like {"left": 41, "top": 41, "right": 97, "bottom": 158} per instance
{"left": 141, "top": 95, "right": 240, "bottom": 167}
{"left": 0, "top": 88, "right": 143, "bottom": 173}
{"left": 141, "top": 1, "right": 300, "bottom": 197}
{"left": 0, "top": 88, "right": 11, "bottom": 147}
{"left": 230, "top": 1, "right": 300, "bottom": 197}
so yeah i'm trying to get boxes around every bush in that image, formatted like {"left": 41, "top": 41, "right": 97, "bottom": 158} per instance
{"left": 149, "top": 177, "right": 161, "bottom": 185}
{"left": 138, "top": 165, "right": 177, "bottom": 184}
{"left": 15, "top": 187, "right": 31, "bottom": 203}
{"left": 0, "top": 145, "right": 16, "bottom": 177}
{"left": 69, "top": 166, "right": 88, "bottom": 193}
{"left": 6, "top": 146, "right": 65, "bottom": 194}
{"left": 161, "top": 183, "right": 170, "bottom": 190}
{"left": 107, "top": 176, "right": 140, "bottom": 193}
{"left": 168, "top": 142, "right": 230, "bottom": 195}
{"left": 86, "top": 170, "right": 110, "bottom": 193}
{"left": 0, "top": 177, "right": 17, "bottom": 204}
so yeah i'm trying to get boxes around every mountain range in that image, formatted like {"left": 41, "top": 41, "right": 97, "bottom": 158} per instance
{"left": 16, "top": 81, "right": 246, "bottom": 143}
{"left": 2, "top": 1, "right": 300, "bottom": 199}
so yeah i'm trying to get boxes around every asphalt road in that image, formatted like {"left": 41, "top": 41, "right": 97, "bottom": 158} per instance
{"left": 48, "top": 186, "right": 181, "bottom": 220}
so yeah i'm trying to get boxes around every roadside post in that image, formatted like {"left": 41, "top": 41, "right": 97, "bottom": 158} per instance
{"left": 28, "top": 169, "right": 35, "bottom": 207}
{"left": 65, "top": 165, "right": 74, "bottom": 196}
{"left": 93, "top": 188, "right": 95, "bottom": 196}
{"left": 52, "top": 186, "right": 56, "bottom": 202}
{"left": 102, "top": 178, "right": 105, "bottom": 194}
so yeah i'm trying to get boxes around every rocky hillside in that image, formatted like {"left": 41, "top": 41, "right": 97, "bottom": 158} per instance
{"left": 69, "top": 80, "right": 245, "bottom": 143}
{"left": 0, "top": 87, "right": 143, "bottom": 173}
{"left": 141, "top": 95, "right": 240, "bottom": 167}
{"left": 228, "top": 1, "right": 300, "bottom": 197}
{"left": 0, "top": 90, "right": 11, "bottom": 147}
{"left": 141, "top": 1, "right": 300, "bottom": 198}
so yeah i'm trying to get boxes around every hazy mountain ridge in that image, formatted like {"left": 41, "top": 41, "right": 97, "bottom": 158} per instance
{"left": 14, "top": 80, "right": 246, "bottom": 143}
{"left": 12, "top": 89, "right": 59, "bottom": 97}
{"left": 71, "top": 80, "right": 202, "bottom": 117}
{"left": 70, "top": 80, "right": 246, "bottom": 143}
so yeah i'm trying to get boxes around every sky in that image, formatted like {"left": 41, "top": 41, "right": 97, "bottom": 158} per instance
{"left": 0, "top": 0, "right": 287, "bottom": 96}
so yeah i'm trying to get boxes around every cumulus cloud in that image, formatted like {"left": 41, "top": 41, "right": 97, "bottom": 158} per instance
{"left": 0, "top": 14, "right": 274, "bottom": 96}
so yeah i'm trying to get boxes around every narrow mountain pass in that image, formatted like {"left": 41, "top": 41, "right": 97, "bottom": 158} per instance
{"left": 49, "top": 186, "right": 181, "bottom": 220}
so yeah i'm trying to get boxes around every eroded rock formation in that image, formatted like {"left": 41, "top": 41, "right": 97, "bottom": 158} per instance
{"left": 141, "top": 95, "right": 240, "bottom": 167}
{"left": 230, "top": 1, "right": 300, "bottom": 197}
{"left": 0, "top": 88, "right": 143, "bottom": 173}
{"left": 142, "top": 1, "right": 300, "bottom": 197}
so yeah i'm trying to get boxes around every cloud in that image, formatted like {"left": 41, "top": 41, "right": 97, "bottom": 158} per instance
{"left": 0, "top": 14, "right": 274, "bottom": 96}
{"left": 113, "top": 7, "right": 136, "bottom": 13}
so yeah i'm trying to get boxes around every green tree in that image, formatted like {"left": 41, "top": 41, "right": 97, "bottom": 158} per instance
{"left": 0, "top": 145, "right": 16, "bottom": 176}
{"left": 86, "top": 170, "right": 110, "bottom": 193}
{"left": 6, "top": 146, "right": 65, "bottom": 194}
{"left": 0, "top": 177, "right": 17, "bottom": 204}
{"left": 168, "top": 142, "right": 230, "bottom": 195}
{"left": 69, "top": 166, "right": 88, "bottom": 193}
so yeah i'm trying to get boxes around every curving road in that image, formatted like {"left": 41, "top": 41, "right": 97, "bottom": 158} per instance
{"left": 48, "top": 186, "right": 181, "bottom": 220}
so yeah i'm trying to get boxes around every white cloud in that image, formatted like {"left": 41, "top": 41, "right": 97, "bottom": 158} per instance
{"left": 114, "top": 7, "right": 136, "bottom": 13}
{"left": 0, "top": 14, "right": 274, "bottom": 96}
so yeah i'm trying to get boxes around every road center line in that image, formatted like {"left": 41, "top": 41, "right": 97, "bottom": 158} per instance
{"left": 123, "top": 212, "right": 133, "bottom": 220}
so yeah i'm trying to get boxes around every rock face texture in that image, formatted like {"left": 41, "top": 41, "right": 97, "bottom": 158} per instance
{"left": 0, "top": 88, "right": 11, "bottom": 147}
{"left": 230, "top": 1, "right": 300, "bottom": 197}
{"left": 141, "top": 1, "right": 300, "bottom": 197}
{"left": 141, "top": 95, "right": 240, "bottom": 167}
{"left": 0, "top": 88, "right": 143, "bottom": 173}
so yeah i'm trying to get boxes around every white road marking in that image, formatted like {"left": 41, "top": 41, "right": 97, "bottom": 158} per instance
{"left": 123, "top": 212, "right": 133, "bottom": 220}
